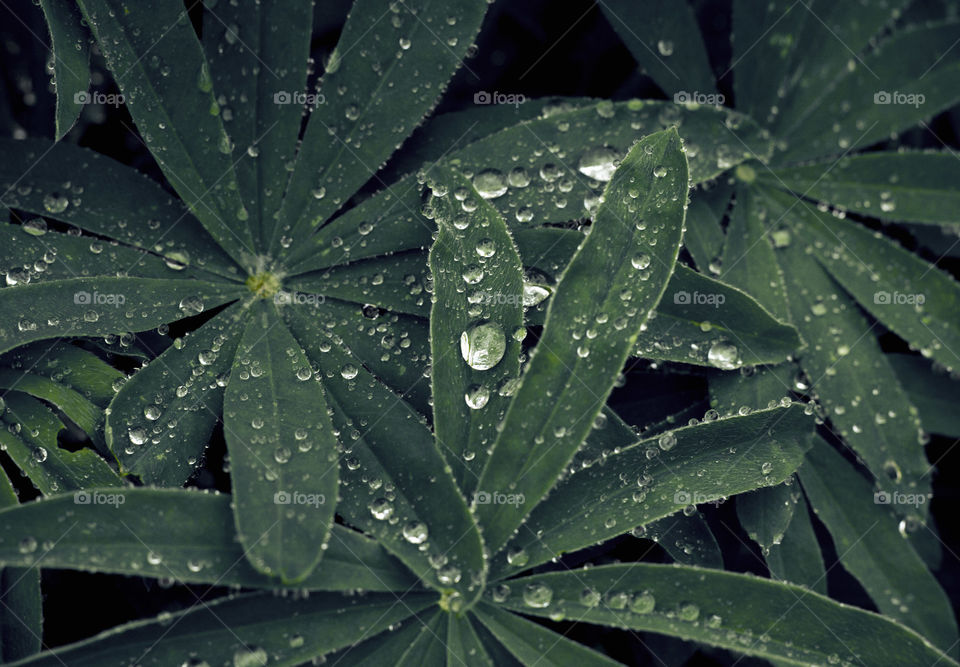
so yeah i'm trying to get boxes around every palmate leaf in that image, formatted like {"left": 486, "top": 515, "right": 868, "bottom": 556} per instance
{"left": 765, "top": 151, "right": 960, "bottom": 226}
{"left": 488, "top": 564, "right": 957, "bottom": 667}
{"left": 799, "top": 436, "right": 958, "bottom": 657}
{"left": 474, "top": 127, "right": 688, "bottom": 553}
{"left": 223, "top": 300, "right": 340, "bottom": 584}
{"left": 271, "top": 0, "right": 491, "bottom": 257}
{"left": 490, "top": 404, "right": 813, "bottom": 577}
{"left": 0, "top": 469, "right": 41, "bottom": 663}
{"left": 38, "top": 0, "right": 91, "bottom": 139}
{"left": 428, "top": 168, "right": 525, "bottom": 492}
{"left": 8, "top": 591, "right": 434, "bottom": 667}
{"left": 76, "top": 0, "right": 257, "bottom": 269}
{"left": 0, "top": 488, "right": 415, "bottom": 592}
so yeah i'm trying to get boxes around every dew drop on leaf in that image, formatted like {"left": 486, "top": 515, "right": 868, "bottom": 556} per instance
{"left": 460, "top": 321, "right": 506, "bottom": 370}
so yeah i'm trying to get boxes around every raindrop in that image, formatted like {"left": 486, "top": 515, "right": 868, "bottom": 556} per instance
{"left": 460, "top": 321, "right": 507, "bottom": 371}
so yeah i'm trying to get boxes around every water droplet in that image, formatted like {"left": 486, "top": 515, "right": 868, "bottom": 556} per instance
{"left": 368, "top": 498, "right": 394, "bottom": 520}
{"left": 631, "top": 591, "right": 656, "bottom": 614}
{"left": 475, "top": 238, "right": 496, "bottom": 258}
{"left": 506, "top": 547, "right": 529, "bottom": 568}
{"left": 473, "top": 169, "right": 508, "bottom": 199}
{"left": 657, "top": 39, "right": 674, "bottom": 56}
{"left": 523, "top": 583, "right": 553, "bottom": 608}
{"left": 18, "top": 537, "right": 37, "bottom": 554}
{"left": 707, "top": 341, "right": 740, "bottom": 370}
{"left": 678, "top": 602, "right": 700, "bottom": 622}
{"left": 464, "top": 384, "right": 490, "bottom": 410}
{"left": 340, "top": 364, "right": 359, "bottom": 380}
{"left": 577, "top": 146, "right": 619, "bottom": 181}
{"left": 402, "top": 520, "right": 429, "bottom": 544}
{"left": 22, "top": 218, "right": 47, "bottom": 236}
{"left": 653, "top": 165, "right": 668, "bottom": 178}
{"left": 580, "top": 588, "right": 602, "bottom": 607}
{"left": 42, "top": 193, "right": 69, "bottom": 213}
{"left": 460, "top": 321, "right": 507, "bottom": 371}
{"left": 658, "top": 432, "right": 677, "bottom": 451}
{"left": 128, "top": 427, "right": 147, "bottom": 445}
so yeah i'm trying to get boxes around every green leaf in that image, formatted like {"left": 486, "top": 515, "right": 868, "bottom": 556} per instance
{"left": 76, "top": 0, "right": 256, "bottom": 269}
{"left": 767, "top": 152, "right": 960, "bottom": 225}
{"left": 284, "top": 307, "right": 486, "bottom": 602}
{"left": 475, "top": 127, "right": 688, "bottom": 553}
{"left": 736, "top": 481, "right": 797, "bottom": 550}
{"left": 0, "top": 392, "right": 120, "bottom": 494}
{"left": 720, "top": 184, "right": 791, "bottom": 321}
{"left": 39, "top": 0, "right": 91, "bottom": 139}
{"left": 473, "top": 603, "right": 619, "bottom": 667}
{"left": 489, "top": 564, "right": 957, "bottom": 667}
{"left": 638, "top": 265, "right": 801, "bottom": 367}
{"left": 683, "top": 183, "right": 731, "bottom": 273}
{"left": 778, "top": 21, "right": 960, "bottom": 163}
{"left": 768, "top": 189, "right": 932, "bottom": 509}
{"left": 798, "top": 199, "right": 960, "bottom": 372}
{"left": 0, "top": 277, "right": 245, "bottom": 356}
{"left": 107, "top": 304, "right": 247, "bottom": 485}
{"left": 0, "top": 488, "right": 415, "bottom": 592}
{"left": 764, "top": 492, "right": 827, "bottom": 595}
{"left": 446, "top": 613, "right": 495, "bottom": 667}
{"left": 799, "top": 436, "right": 958, "bottom": 656}
{"left": 0, "top": 369, "right": 101, "bottom": 441}
{"left": 0, "top": 138, "right": 240, "bottom": 279}
{"left": 2, "top": 342, "right": 124, "bottom": 407}
{"left": 8, "top": 591, "right": 434, "bottom": 667}
{"left": 598, "top": 0, "right": 717, "bottom": 96}
{"left": 708, "top": 363, "right": 795, "bottom": 417}
{"left": 394, "top": 611, "right": 446, "bottom": 665}
{"left": 490, "top": 404, "right": 812, "bottom": 577}
{"left": 887, "top": 353, "right": 960, "bottom": 437}
{"left": 428, "top": 168, "right": 525, "bottom": 491}
{"left": 644, "top": 511, "right": 723, "bottom": 568}
{"left": 272, "top": 0, "right": 491, "bottom": 256}
{"left": 223, "top": 300, "right": 339, "bottom": 583}
{"left": 0, "top": 469, "right": 41, "bottom": 663}
{"left": 201, "top": 0, "right": 313, "bottom": 249}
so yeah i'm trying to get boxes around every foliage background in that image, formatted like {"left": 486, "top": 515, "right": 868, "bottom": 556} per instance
{"left": 1, "top": 0, "right": 958, "bottom": 663}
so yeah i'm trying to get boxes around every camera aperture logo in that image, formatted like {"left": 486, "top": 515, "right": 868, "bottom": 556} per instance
{"left": 873, "top": 290, "right": 925, "bottom": 306}
{"left": 673, "top": 290, "right": 725, "bottom": 308}
{"left": 74, "top": 490, "right": 125, "bottom": 507}
{"left": 74, "top": 291, "right": 125, "bottom": 307}
{"left": 274, "top": 490, "right": 326, "bottom": 508}
{"left": 874, "top": 490, "right": 928, "bottom": 508}
{"left": 273, "top": 91, "right": 326, "bottom": 107}
{"left": 474, "top": 490, "right": 525, "bottom": 507}
{"left": 874, "top": 91, "right": 925, "bottom": 108}
{"left": 474, "top": 91, "right": 526, "bottom": 107}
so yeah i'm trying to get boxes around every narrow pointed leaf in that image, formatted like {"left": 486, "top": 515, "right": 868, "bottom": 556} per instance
{"left": 224, "top": 301, "right": 339, "bottom": 583}
{"left": 736, "top": 482, "right": 797, "bottom": 550}
{"left": 490, "top": 404, "right": 812, "bottom": 577}
{"left": 0, "top": 488, "right": 415, "bottom": 592}
{"left": 683, "top": 183, "right": 731, "bottom": 272}
{"left": 767, "top": 152, "right": 960, "bottom": 225}
{"left": 107, "top": 304, "right": 247, "bottom": 485}
{"left": 475, "top": 128, "right": 688, "bottom": 553}
{"left": 599, "top": 0, "right": 717, "bottom": 96}
{"left": 273, "top": 0, "right": 491, "bottom": 256}
{"left": 39, "top": 0, "right": 91, "bottom": 139}
{"left": 644, "top": 511, "right": 723, "bottom": 568}
{"left": 800, "top": 200, "right": 960, "bottom": 371}
{"left": 0, "top": 470, "right": 41, "bottom": 663}
{"left": 473, "top": 603, "right": 619, "bottom": 667}
{"left": 0, "top": 277, "right": 245, "bottom": 356}
{"left": 765, "top": 492, "right": 827, "bottom": 594}
{"left": 394, "top": 611, "right": 446, "bottom": 666}
{"left": 447, "top": 614, "right": 495, "bottom": 667}
{"left": 76, "top": 0, "right": 256, "bottom": 269}
{"left": 490, "top": 564, "right": 956, "bottom": 667}
{"left": 0, "top": 369, "right": 101, "bottom": 440}
{"left": 202, "top": 0, "right": 313, "bottom": 248}
{"left": 800, "top": 437, "right": 958, "bottom": 656}
{"left": 8, "top": 591, "right": 433, "bottom": 667}
{"left": 3, "top": 342, "right": 124, "bottom": 407}
{"left": 428, "top": 169, "right": 524, "bottom": 491}
{"left": 0, "top": 392, "right": 120, "bottom": 494}
{"left": 284, "top": 307, "right": 486, "bottom": 601}
{"left": 888, "top": 354, "right": 960, "bottom": 437}
{"left": 0, "top": 138, "right": 240, "bottom": 279}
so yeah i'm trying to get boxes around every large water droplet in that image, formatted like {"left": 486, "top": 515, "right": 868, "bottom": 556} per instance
{"left": 460, "top": 321, "right": 507, "bottom": 371}
{"left": 577, "top": 146, "right": 619, "bottom": 181}
{"left": 523, "top": 583, "right": 553, "bottom": 608}
{"left": 707, "top": 341, "right": 740, "bottom": 370}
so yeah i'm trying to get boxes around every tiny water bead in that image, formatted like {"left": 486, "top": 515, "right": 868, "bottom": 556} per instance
{"left": 678, "top": 602, "right": 700, "bottom": 622}
{"left": 580, "top": 588, "right": 602, "bottom": 607}
{"left": 707, "top": 340, "right": 740, "bottom": 370}
{"left": 402, "top": 520, "right": 429, "bottom": 544}
{"left": 630, "top": 591, "right": 656, "bottom": 614}
{"left": 523, "top": 583, "right": 553, "bottom": 608}
{"left": 464, "top": 384, "right": 490, "bottom": 409}
{"left": 460, "top": 321, "right": 507, "bottom": 371}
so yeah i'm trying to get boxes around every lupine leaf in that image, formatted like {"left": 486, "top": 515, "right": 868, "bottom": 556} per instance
{"left": 39, "top": 0, "right": 91, "bottom": 139}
